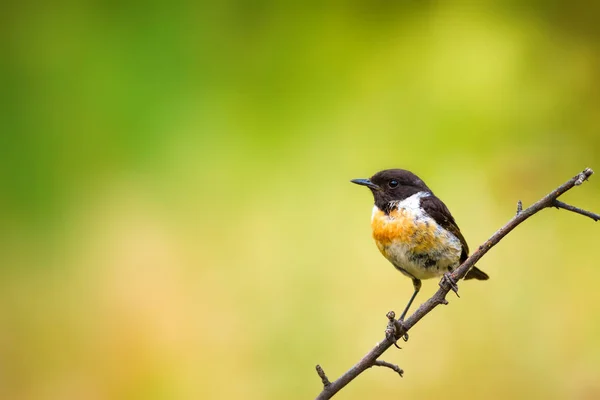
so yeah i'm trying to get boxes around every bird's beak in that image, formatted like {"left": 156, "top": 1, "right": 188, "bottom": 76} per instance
{"left": 351, "top": 178, "right": 380, "bottom": 190}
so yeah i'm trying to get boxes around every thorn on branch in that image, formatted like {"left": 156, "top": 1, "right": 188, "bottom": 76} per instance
{"left": 433, "top": 291, "right": 449, "bottom": 305}
{"left": 372, "top": 360, "right": 404, "bottom": 378}
{"left": 516, "top": 200, "right": 523, "bottom": 215}
{"left": 316, "top": 365, "right": 331, "bottom": 388}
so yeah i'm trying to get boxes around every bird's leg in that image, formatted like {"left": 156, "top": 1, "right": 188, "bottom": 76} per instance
{"left": 398, "top": 278, "right": 421, "bottom": 322}
{"left": 391, "top": 279, "right": 421, "bottom": 344}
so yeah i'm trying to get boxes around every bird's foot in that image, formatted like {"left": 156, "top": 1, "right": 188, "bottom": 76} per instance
{"left": 386, "top": 311, "right": 409, "bottom": 349}
{"left": 440, "top": 272, "right": 460, "bottom": 297}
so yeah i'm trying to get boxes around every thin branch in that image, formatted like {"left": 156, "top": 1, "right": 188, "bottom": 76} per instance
{"left": 315, "top": 168, "right": 596, "bottom": 400}
{"left": 553, "top": 199, "right": 599, "bottom": 221}
{"left": 371, "top": 360, "right": 403, "bottom": 377}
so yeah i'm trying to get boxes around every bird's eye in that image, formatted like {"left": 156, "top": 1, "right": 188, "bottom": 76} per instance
{"left": 389, "top": 180, "right": 399, "bottom": 188}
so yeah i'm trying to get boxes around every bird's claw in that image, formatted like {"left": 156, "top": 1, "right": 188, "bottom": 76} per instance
{"left": 391, "top": 332, "right": 409, "bottom": 349}
{"left": 385, "top": 311, "right": 409, "bottom": 349}
{"left": 441, "top": 272, "right": 460, "bottom": 297}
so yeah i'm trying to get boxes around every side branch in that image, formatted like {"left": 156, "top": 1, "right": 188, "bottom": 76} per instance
{"left": 553, "top": 200, "right": 599, "bottom": 221}
{"left": 371, "top": 360, "right": 403, "bottom": 377}
{"left": 315, "top": 168, "right": 596, "bottom": 400}
{"left": 315, "top": 365, "right": 331, "bottom": 388}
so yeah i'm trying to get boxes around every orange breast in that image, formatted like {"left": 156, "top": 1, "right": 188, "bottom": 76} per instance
{"left": 370, "top": 202, "right": 462, "bottom": 280}
{"left": 371, "top": 207, "right": 438, "bottom": 253}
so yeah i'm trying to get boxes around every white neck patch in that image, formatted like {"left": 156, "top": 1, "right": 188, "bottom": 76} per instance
{"left": 393, "top": 191, "right": 430, "bottom": 214}
{"left": 371, "top": 191, "right": 430, "bottom": 221}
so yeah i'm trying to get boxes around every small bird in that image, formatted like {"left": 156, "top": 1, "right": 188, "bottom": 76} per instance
{"left": 352, "top": 169, "right": 488, "bottom": 321}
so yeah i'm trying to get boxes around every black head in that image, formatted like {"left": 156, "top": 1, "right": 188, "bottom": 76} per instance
{"left": 351, "top": 169, "right": 432, "bottom": 211}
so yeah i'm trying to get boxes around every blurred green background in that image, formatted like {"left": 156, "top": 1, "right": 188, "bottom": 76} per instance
{"left": 2, "top": 1, "right": 600, "bottom": 399}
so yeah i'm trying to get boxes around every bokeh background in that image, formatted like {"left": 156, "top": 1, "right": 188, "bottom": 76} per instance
{"left": 2, "top": 1, "right": 600, "bottom": 399}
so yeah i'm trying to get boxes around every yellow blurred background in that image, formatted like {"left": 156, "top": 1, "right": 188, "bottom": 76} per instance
{"left": 2, "top": 1, "right": 600, "bottom": 399}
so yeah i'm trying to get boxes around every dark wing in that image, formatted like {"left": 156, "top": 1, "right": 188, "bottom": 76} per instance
{"left": 420, "top": 195, "right": 489, "bottom": 280}
{"left": 419, "top": 195, "right": 469, "bottom": 262}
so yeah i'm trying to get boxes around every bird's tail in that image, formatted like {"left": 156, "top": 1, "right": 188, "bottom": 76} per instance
{"left": 464, "top": 266, "right": 489, "bottom": 280}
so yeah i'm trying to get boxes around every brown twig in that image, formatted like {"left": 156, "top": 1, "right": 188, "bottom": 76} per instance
{"left": 553, "top": 200, "right": 599, "bottom": 221}
{"left": 371, "top": 360, "right": 403, "bottom": 377}
{"left": 315, "top": 365, "right": 331, "bottom": 387}
{"left": 315, "top": 168, "right": 596, "bottom": 400}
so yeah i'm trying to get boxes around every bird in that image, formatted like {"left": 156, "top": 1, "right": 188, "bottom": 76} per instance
{"left": 351, "top": 169, "right": 488, "bottom": 321}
